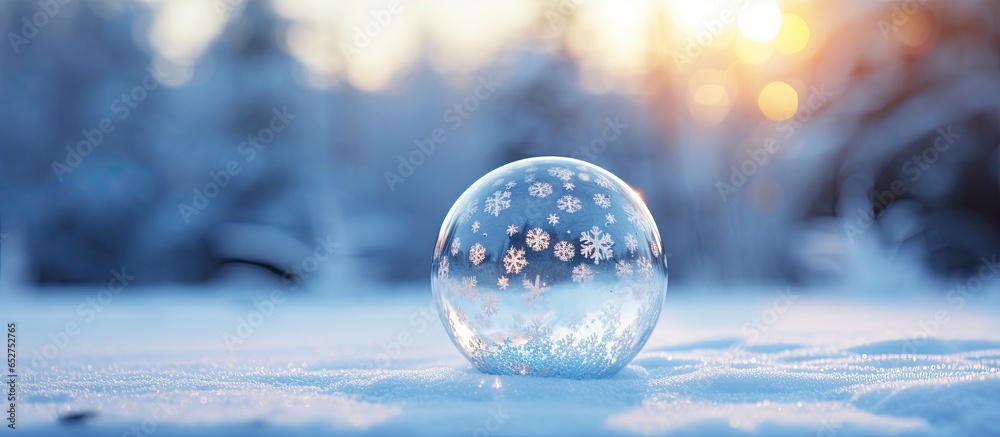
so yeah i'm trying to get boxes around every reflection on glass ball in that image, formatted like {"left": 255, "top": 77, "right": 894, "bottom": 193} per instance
{"left": 431, "top": 156, "right": 668, "bottom": 379}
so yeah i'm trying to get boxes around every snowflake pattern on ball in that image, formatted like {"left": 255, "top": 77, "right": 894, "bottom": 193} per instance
{"left": 438, "top": 257, "right": 449, "bottom": 279}
{"left": 553, "top": 241, "right": 575, "bottom": 262}
{"left": 572, "top": 263, "right": 594, "bottom": 283}
{"left": 484, "top": 191, "right": 511, "bottom": 217}
{"left": 469, "top": 243, "right": 486, "bottom": 266}
{"left": 615, "top": 260, "right": 634, "bottom": 279}
{"left": 593, "top": 193, "right": 611, "bottom": 209}
{"left": 624, "top": 234, "right": 638, "bottom": 254}
{"left": 458, "top": 199, "right": 478, "bottom": 223}
{"left": 521, "top": 275, "right": 550, "bottom": 304}
{"left": 460, "top": 276, "right": 478, "bottom": 303}
{"left": 525, "top": 228, "right": 551, "bottom": 251}
{"left": 502, "top": 246, "right": 528, "bottom": 274}
{"left": 528, "top": 182, "right": 553, "bottom": 198}
{"left": 637, "top": 256, "right": 654, "bottom": 280}
{"left": 580, "top": 226, "right": 614, "bottom": 265}
{"left": 431, "top": 158, "right": 667, "bottom": 379}
{"left": 557, "top": 195, "right": 582, "bottom": 213}
{"left": 624, "top": 205, "right": 647, "bottom": 233}
{"left": 480, "top": 292, "right": 499, "bottom": 317}
{"left": 548, "top": 167, "right": 574, "bottom": 181}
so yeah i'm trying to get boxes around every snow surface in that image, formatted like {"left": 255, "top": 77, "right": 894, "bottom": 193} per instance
{"left": 7, "top": 285, "right": 1000, "bottom": 436}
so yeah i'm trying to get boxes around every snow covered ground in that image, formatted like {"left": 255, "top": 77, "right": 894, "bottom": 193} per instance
{"left": 7, "top": 285, "right": 1000, "bottom": 436}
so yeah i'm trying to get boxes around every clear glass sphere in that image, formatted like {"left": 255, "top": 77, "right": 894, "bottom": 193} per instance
{"left": 431, "top": 157, "right": 668, "bottom": 379}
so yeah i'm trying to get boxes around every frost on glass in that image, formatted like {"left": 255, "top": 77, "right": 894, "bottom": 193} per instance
{"left": 431, "top": 157, "right": 668, "bottom": 379}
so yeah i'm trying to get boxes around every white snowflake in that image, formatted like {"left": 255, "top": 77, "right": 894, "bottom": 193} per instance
{"left": 472, "top": 221, "right": 481, "bottom": 233}
{"left": 572, "top": 263, "right": 594, "bottom": 283}
{"left": 624, "top": 205, "right": 647, "bottom": 233}
{"left": 553, "top": 241, "right": 575, "bottom": 262}
{"left": 497, "top": 275, "right": 509, "bottom": 290}
{"left": 437, "top": 257, "right": 449, "bottom": 279}
{"left": 502, "top": 246, "right": 528, "bottom": 274}
{"left": 521, "top": 275, "right": 550, "bottom": 304}
{"left": 624, "top": 233, "right": 639, "bottom": 254}
{"left": 450, "top": 238, "right": 461, "bottom": 257}
{"left": 506, "top": 224, "right": 519, "bottom": 237}
{"left": 595, "top": 175, "right": 616, "bottom": 191}
{"left": 505, "top": 180, "right": 518, "bottom": 189}
{"left": 458, "top": 198, "right": 478, "bottom": 223}
{"left": 556, "top": 195, "right": 582, "bottom": 213}
{"left": 528, "top": 182, "right": 553, "bottom": 198}
{"left": 525, "top": 228, "right": 551, "bottom": 251}
{"left": 563, "top": 181, "right": 575, "bottom": 191}
{"left": 547, "top": 214, "right": 560, "bottom": 226}
{"left": 651, "top": 241, "right": 661, "bottom": 258}
{"left": 469, "top": 243, "right": 486, "bottom": 266}
{"left": 484, "top": 191, "right": 511, "bottom": 217}
{"left": 605, "top": 213, "right": 616, "bottom": 225}
{"left": 637, "top": 256, "right": 654, "bottom": 279}
{"left": 578, "top": 173, "right": 591, "bottom": 181}
{"left": 454, "top": 306, "right": 467, "bottom": 324}
{"left": 593, "top": 193, "right": 611, "bottom": 209}
{"left": 460, "top": 276, "right": 478, "bottom": 303}
{"left": 547, "top": 167, "right": 574, "bottom": 181}
{"left": 480, "top": 292, "right": 499, "bottom": 317}
{"left": 524, "top": 173, "right": 535, "bottom": 183}
{"left": 580, "top": 226, "right": 615, "bottom": 265}
{"left": 615, "top": 260, "right": 634, "bottom": 279}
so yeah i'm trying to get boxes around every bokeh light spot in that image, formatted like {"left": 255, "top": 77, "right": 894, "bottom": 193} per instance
{"left": 758, "top": 81, "right": 798, "bottom": 121}
{"left": 738, "top": 0, "right": 782, "bottom": 42}
{"left": 774, "top": 13, "right": 810, "bottom": 54}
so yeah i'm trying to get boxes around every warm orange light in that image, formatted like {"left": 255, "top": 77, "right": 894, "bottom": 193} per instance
{"left": 735, "top": 37, "right": 774, "bottom": 64}
{"left": 738, "top": 0, "right": 782, "bottom": 42}
{"left": 894, "top": 8, "right": 934, "bottom": 47}
{"left": 774, "top": 13, "right": 810, "bottom": 54}
{"left": 758, "top": 81, "right": 798, "bottom": 121}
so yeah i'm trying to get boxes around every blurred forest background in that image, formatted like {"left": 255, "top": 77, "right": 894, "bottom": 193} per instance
{"left": 1, "top": 0, "right": 999, "bottom": 293}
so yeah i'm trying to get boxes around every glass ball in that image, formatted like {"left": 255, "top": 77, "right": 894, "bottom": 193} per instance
{"left": 431, "top": 157, "right": 668, "bottom": 379}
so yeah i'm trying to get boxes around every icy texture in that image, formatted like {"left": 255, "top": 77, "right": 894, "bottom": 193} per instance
{"left": 7, "top": 290, "right": 1000, "bottom": 436}
{"left": 431, "top": 157, "right": 668, "bottom": 378}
